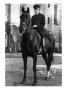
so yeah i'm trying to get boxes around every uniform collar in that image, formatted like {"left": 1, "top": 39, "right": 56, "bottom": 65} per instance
{"left": 35, "top": 13, "right": 40, "bottom": 15}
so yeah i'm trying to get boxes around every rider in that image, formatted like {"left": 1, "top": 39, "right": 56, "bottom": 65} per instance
{"left": 31, "top": 4, "right": 45, "bottom": 53}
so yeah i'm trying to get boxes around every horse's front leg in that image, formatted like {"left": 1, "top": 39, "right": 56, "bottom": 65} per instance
{"left": 21, "top": 56, "right": 27, "bottom": 83}
{"left": 32, "top": 55, "right": 37, "bottom": 85}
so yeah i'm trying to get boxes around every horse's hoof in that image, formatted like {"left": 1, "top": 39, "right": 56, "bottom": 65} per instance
{"left": 45, "top": 77, "right": 50, "bottom": 80}
{"left": 32, "top": 81, "right": 37, "bottom": 86}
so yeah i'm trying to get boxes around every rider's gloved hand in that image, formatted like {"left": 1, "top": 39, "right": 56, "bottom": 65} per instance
{"left": 33, "top": 25, "right": 37, "bottom": 28}
{"left": 33, "top": 25, "right": 38, "bottom": 30}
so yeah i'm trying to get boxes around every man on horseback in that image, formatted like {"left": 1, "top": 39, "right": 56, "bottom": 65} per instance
{"left": 19, "top": 5, "right": 55, "bottom": 84}
{"left": 31, "top": 4, "right": 45, "bottom": 54}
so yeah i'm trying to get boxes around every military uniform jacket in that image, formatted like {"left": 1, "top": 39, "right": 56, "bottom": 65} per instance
{"left": 31, "top": 13, "right": 45, "bottom": 33}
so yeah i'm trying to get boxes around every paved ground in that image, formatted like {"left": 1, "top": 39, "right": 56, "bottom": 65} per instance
{"left": 5, "top": 53, "right": 62, "bottom": 86}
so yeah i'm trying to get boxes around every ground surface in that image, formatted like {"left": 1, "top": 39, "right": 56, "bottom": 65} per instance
{"left": 5, "top": 53, "right": 62, "bottom": 86}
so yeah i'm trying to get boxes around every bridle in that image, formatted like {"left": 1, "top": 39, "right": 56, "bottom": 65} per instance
{"left": 22, "top": 14, "right": 31, "bottom": 33}
{"left": 21, "top": 21, "right": 28, "bottom": 35}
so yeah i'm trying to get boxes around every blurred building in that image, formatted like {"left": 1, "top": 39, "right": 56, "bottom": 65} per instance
{"left": 5, "top": 4, "right": 62, "bottom": 53}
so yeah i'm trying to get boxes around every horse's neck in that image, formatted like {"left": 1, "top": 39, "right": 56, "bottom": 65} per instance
{"left": 27, "top": 14, "right": 31, "bottom": 29}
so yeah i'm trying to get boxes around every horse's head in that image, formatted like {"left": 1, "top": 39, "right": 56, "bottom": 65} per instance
{"left": 19, "top": 12, "right": 31, "bottom": 33}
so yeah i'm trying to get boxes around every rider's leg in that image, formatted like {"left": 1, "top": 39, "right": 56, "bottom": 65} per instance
{"left": 36, "top": 29, "right": 44, "bottom": 54}
{"left": 38, "top": 35, "right": 43, "bottom": 54}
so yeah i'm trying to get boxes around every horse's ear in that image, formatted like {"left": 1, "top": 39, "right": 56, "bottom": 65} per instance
{"left": 27, "top": 7, "right": 29, "bottom": 13}
{"left": 22, "top": 7, "right": 24, "bottom": 13}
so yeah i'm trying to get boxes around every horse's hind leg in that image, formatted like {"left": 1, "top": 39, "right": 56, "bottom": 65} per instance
{"left": 42, "top": 50, "right": 47, "bottom": 64}
{"left": 42, "top": 51, "right": 53, "bottom": 80}
{"left": 21, "top": 56, "right": 27, "bottom": 83}
{"left": 32, "top": 55, "right": 37, "bottom": 85}
{"left": 46, "top": 52, "right": 53, "bottom": 80}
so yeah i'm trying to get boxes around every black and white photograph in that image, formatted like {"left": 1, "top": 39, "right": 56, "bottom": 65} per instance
{"left": 5, "top": 3, "right": 62, "bottom": 86}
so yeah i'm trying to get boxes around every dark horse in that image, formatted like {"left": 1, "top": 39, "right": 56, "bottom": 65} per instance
{"left": 19, "top": 12, "right": 55, "bottom": 85}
